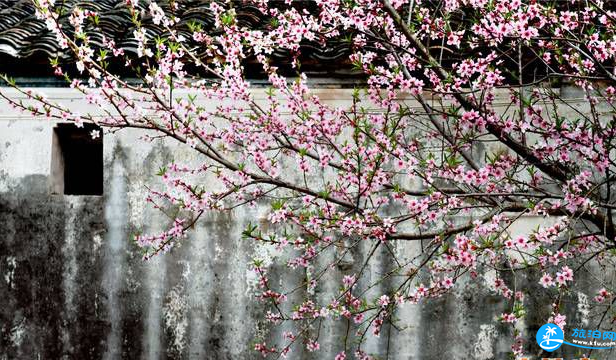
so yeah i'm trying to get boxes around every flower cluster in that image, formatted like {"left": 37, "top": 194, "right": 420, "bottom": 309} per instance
{"left": 4, "top": 0, "right": 616, "bottom": 357}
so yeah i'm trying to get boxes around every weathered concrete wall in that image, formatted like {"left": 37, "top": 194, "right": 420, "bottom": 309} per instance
{"left": 0, "top": 88, "right": 606, "bottom": 359}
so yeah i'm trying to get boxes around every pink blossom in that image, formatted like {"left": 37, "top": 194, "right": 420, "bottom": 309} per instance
{"left": 539, "top": 273, "right": 554, "bottom": 288}
{"left": 377, "top": 295, "right": 390, "bottom": 308}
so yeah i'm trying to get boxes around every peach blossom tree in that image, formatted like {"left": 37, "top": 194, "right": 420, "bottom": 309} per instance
{"left": 3, "top": 0, "right": 616, "bottom": 358}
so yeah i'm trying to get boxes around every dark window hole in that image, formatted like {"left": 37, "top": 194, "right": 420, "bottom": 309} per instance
{"left": 52, "top": 123, "right": 103, "bottom": 196}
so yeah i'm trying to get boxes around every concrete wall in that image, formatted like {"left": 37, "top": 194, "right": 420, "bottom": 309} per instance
{"left": 0, "top": 88, "right": 606, "bottom": 359}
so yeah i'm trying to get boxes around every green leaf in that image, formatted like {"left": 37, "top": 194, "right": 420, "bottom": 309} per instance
{"left": 271, "top": 199, "right": 285, "bottom": 211}
{"left": 242, "top": 223, "right": 259, "bottom": 239}
{"left": 187, "top": 20, "right": 202, "bottom": 33}
{"left": 1, "top": 74, "right": 16, "bottom": 86}
{"left": 220, "top": 11, "right": 236, "bottom": 26}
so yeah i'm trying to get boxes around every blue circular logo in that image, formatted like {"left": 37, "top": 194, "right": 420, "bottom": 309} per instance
{"left": 536, "top": 323, "right": 564, "bottom": 352}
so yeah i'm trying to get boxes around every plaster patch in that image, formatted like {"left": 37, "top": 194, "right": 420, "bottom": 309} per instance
{"left": 92, "top": 233, "right": 103, "bottom": 253}
{"left": 125, "top": 266, "right": 141, "bottom": 292}
{"left": 4, "top": 256, "right": 16, "bottom": 289}
{"left": 473, "top": 324, "right": 497, "bottom": 360}
{"left": 164, "top": 285, "right": 188, "bottom": 356}
{"left": 63, "top": 199, "right": 80, "bottom": 310}
{"left": 102, "top": 161, "right": 128, "bottom": 360}
{"left": 0, "top": 122, "right": 51, "bottom": 177}
{"left": 0, "top": 169, "right": 7, "bottom": 192}
{"left": 214, "top": 242, "right": 224, "bottom": 261}
{"left": 483, "top": 269, "right": 497, "bottom": 289}
{"left": 9, "top": 319, "right": 26, "bottom": 347}
{"left": 180, "top": 261, "right": 191, "bottom": 280}
{"left": 577, "top": 291, "right": 590, "bottom": 327}
{"left": 245, "top": 238, "right": 283, "bottom": 295}
{"left": 127, "top": 181, "right": 148, "bottom": 228}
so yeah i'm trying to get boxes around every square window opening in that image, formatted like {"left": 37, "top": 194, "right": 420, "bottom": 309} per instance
{"left": 51, "top": 123, "right": 103, "bottom": 196}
